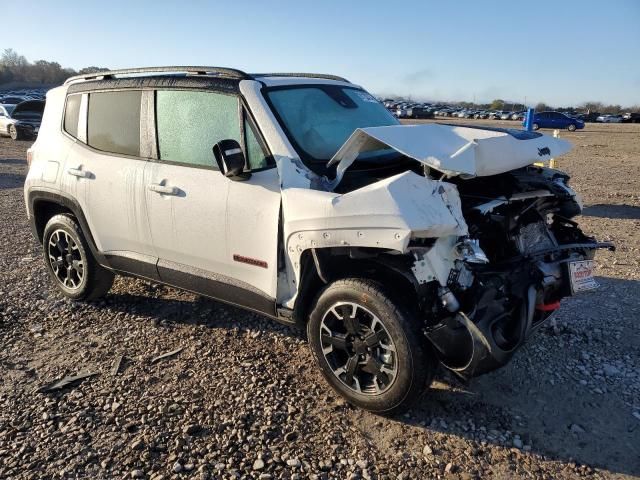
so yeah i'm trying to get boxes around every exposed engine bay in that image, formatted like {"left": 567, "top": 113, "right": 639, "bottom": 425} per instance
{"left": 416, "top": 166, "right": 613, "bottom": 377}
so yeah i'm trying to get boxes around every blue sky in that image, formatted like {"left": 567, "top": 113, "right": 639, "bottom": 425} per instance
{"left": 7, "top": 0, "right": 640, "bottom": 106}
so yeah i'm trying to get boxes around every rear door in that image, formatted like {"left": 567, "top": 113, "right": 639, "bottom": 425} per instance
{"left": 536, "top": 112, "right": 549, "bottom": 128}
{"left": 551, "top": 112, "right": 566, "bottom": 128}
{"left": 144, "top": 88, "right": 281, "bottom": 313}
{"left": 62, "top": 90, "right": 157, "bottom": 275}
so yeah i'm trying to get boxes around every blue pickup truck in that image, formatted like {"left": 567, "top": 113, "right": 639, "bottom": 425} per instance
{"left": 525, "top": 111, "right": 585, "bottom": 131}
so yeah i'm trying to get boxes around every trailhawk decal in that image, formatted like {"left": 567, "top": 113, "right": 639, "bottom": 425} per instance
{"left": 233, "top": 254, "right": 268, "bottom": 269}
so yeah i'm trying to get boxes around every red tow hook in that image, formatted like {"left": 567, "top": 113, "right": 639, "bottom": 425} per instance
{"left": 536, "top": 301, "right": 561, "bottom": 311}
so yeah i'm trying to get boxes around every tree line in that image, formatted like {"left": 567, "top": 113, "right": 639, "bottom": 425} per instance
{"left": 2, "top": 48, "right": 638, "bottom": 113}
{"left": 0, "top": 49, "right": 107, "bottom": 87}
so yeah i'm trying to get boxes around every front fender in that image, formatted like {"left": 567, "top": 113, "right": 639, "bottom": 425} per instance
{"left": 279, "top": 171, "right": 468, "bottom": 306}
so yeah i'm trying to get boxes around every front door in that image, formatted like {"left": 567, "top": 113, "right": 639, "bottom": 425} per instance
{"left": 144, "top": 88, "right": 281, "bottom": 313}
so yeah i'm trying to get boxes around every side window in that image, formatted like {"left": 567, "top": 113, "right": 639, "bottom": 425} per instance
{"left": 156, "top": 90, "right": 240, "bottom": 168}
{"left": 88, "top": 90, "right": 141, "bottom": 156}
{"left": 63, "top": 94, "right": 82, "bottom": 139}
{"left": 244, "top": 116, "right": 270, "bottom": 170}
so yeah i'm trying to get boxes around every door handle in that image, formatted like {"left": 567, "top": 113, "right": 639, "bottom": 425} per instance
{"left": 148, "top": 183, "right": 178, "bottom": 195}
{"left": 67, "top": 167, "right": 91, "bottom": 178}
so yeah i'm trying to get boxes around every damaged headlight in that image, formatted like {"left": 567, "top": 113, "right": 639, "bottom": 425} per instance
{"left": 454, "top": 238, "right": 489, "bottom": 264}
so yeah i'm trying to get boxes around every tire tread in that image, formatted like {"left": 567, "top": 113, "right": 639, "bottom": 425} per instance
{"left": 43, "top": 214, "right": 114, "bottom": 301}
{"left": 307, "top": 278, "right": 434, "bottom": 415}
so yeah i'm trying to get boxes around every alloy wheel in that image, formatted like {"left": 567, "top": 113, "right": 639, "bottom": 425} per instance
{"left": 320, "top": 302, "right": 398, "bottom": 395}
{"left": 47, "top": 229, "right": 84, "bottom": 290}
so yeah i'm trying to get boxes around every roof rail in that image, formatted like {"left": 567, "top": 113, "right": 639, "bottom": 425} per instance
{"left": 251, "top": 72, "right": 350, "bottom": 83}
{"left": 64, "top": 66, "right": 250, "bottom": 85}
{"left": 64, "top": 66, "right": 351, "bottom": 86}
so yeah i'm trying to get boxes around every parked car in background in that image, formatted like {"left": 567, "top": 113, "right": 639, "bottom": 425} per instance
{"left": 511, "top": 111, "right": 526, "bottom": 121}
{"left": 527, "top": 111, "right": 585, "bottom": 131}
{"left": 622, "top": 112, "right": 640, "bottom": 123}
{"left": 596, "top": 114, "right": 623, "bottom": 123}
{"left": 0, "top": 100, "right": 45, "bottom": 140}
{"left": 500, "top": 111, "right": 514, "bottom": 120}
{"left": 0, "top": 96, "right": 28, "bottom": 104}
{"left": 406, "top": 106, "right": 434, "bottom": 119}
{"left": 0, "top": 104, "right": 17, "bottom": 133}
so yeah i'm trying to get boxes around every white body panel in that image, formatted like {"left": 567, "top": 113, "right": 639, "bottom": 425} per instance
{"left": 144, "top": 162, "right": 229, "bottom": 273}
{"left": 226, "top": 169, "right": 281, "bottom": 297}
{"left": 70, "top": 146, "right": 151, "bottom": 256}
{"left": 278, "top": 171, "right": 468, "bottom": 306}
{"left": 144, "top": 159, "right": 281, "bottom": 298}
{"left": 24, "top": 87, "right": 75, "bottom": 204}
{"left": 327, "top": 124, "right": 572, "bottom": 183}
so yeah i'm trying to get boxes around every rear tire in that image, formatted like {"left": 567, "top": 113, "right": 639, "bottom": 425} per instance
{"left": 9, "top": 124, "right": 20, "bottom": 140}
{"left": 307, "top": 278, "right": 435, "bottom": 415}
{"left": 532, "top": 123, "right": 540, "bottom": 130}
{"left": 42, "top": 214, "right": 114, "bottom": 301}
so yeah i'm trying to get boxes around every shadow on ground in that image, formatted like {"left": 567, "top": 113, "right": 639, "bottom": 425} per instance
{"left": 399, "top": 276, "right": 640, "bottom": 477}
{"left": 100, "top": 275, "right": 640, "bottom": 477}
{"left": 582, "top": 204, "right": 640, "bottom": 220}
{"left": 0, "top": 158, "right": 26, "bottom": 166}
{"left": 0, "top": 172, "right": 25, "bottom": 189}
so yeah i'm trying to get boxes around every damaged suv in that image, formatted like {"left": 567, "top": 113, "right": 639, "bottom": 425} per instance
{"left": 25, "top": 67, "right": 612, "bottom": 414}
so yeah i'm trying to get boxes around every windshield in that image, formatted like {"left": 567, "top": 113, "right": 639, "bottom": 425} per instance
{"left": 266, "top": 85, "right": 399, "bottom": 165}
{"left": 4, "top": 105, "right": 16, "bottom": 115}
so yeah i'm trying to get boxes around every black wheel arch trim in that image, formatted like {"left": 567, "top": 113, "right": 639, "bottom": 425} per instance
{"left": 292, "top": 247, "right": 423, "bottom": 326}
{"left": 27, "top": 188, "right": 109, "bottom": 267}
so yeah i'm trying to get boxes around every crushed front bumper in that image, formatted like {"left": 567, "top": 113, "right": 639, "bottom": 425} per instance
{"left": 425, "top": 240, "right": 614, "bottom": 379}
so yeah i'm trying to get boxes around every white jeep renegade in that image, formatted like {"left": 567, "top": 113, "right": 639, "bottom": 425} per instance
{"left": 25, "top": 66, "right": 611, "bottom": 414}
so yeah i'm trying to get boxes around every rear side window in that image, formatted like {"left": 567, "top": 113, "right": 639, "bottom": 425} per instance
{"left": 156, "top": 90, "right": 240, "bottom": 168}
{"left": 64, "top": 94, "right": 81, "bottom": 138}
{"left": 88, "top": 91, "right": 141, "bottom": 156}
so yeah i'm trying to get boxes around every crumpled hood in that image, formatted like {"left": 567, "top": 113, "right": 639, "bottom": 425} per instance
{"left": 326, "top": 124, "right": 572, "bottom": 188}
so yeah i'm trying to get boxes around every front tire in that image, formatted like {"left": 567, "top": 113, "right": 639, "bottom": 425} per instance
{"left": 307, "top": 278, "right": 435, "bottom": 415}
{"left": 42, "top": 214, "right": 114, "bottom": 301}
{"left": 532, "top": 123, "right": 540, "bottom": 130}
{"left": 567, "top": 123, "right": 576, "bottom": 131}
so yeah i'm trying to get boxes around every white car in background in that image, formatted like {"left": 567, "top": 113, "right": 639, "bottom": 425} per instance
{"left": 24, "top": 66, "right": 611, "bottom": 414}
{"left": 0, "top": 104, "right": 17, "bottom": 134}
{"left": 596, "top": 114, "right": 623, "bottom": 123}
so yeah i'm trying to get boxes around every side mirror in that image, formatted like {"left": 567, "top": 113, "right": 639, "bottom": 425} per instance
{"left": 213, "top": 139, "right": 251, "bottom": 181}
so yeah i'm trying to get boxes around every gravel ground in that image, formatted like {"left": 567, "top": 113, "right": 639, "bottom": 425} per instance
{"left": 1, "top": 121, "right": 639, "bottom": 479}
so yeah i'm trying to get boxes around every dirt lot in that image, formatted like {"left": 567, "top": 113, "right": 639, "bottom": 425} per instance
{"left": 1, "top": 120, "right": 639, "bottom": 479}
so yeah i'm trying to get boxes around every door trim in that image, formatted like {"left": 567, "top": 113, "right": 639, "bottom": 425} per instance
{"left": 156, "top": 259, "right": 277, "bottom": 318}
